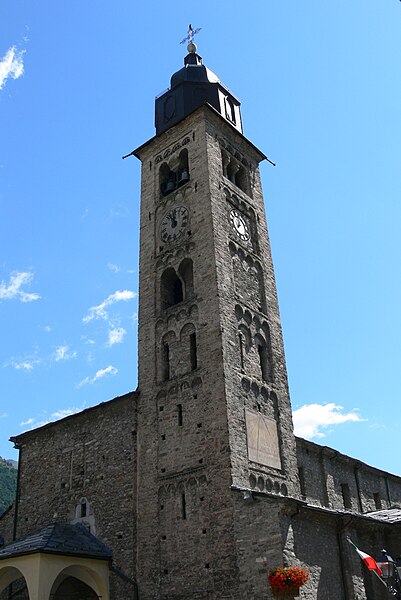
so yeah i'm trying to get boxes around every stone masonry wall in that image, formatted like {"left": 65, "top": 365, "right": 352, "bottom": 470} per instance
{"left": 232, "top": 489, "right": 349, "bottom": 600}
{"left": 0, "top": 504, "right": 15, "bottom": 547}
{"left": 297, "top": 437, "right": 401, "bottom": 513}
{"left": 135, "top": 108, "right": 241, "bottom": 600}
{"left": 135, "top": 103, "right": 302, "bottom": 599}
{"left": 233, "top": 488, "right": 398, "bottom": 600}
{"left": 8, "top": 392, "right": 138, "bottom": 599}
{"left": 201, "top": 110, "right": 300, "bottom": 500}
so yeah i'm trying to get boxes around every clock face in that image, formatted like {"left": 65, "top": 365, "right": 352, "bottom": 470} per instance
{"left": 230, "top": 209, "right": 250, "bottom": 242}
{"left": 160, "top": 206, "right": 189, "bottom": 243}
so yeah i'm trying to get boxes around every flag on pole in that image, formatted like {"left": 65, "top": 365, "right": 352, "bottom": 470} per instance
{"left": 347, "top": 537, "right": 383, "bottom": 576}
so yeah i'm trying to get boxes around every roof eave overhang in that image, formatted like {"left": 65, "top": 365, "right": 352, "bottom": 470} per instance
{"left": 132, "top": 103, "right": 268, "bottom": 163}
{"left": 0, "top": 548, "right": 112, "bottom": 562}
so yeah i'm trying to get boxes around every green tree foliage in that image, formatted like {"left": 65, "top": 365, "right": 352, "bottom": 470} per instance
{"left": 0, "top": 457, "right": 17, "bottom": 514}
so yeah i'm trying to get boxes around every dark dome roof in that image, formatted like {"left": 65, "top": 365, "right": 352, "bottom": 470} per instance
{"left": 154, "top": 48, "right": 243, "bottom": 136}
{"left": 170, "top": 52, "right": 220, "bottom": 88}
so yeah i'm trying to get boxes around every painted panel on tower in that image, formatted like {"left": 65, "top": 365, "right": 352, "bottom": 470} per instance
{"left": 245, "top": 409, "right": 281, "bottom": 469}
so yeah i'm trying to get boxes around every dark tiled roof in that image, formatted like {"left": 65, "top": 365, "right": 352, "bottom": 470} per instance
{"left": 365, "top": 508, "right": 401, "bottom": 524}
{"left": 0, "top": 523, "right": 112, "bottom": 561}
{"left": 232, "top": 485, "right": 401, "bottom": 527}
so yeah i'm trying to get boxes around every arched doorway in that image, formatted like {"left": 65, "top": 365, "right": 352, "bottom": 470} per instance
{"left": 52, "top": 575, "right": 99, "bottom": 599}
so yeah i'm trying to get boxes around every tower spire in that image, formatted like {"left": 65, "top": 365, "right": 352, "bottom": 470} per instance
{"left": 155, "top": 26, "right": 243, "bottom": 135}
{"left": 180, "top": 23, "right": 202, "bottom": 54}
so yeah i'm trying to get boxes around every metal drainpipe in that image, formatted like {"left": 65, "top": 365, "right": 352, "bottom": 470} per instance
{"left": 110, "top": 564, "right": 139, "bottom": 600}
{"left": 337, "top": 527, "right": 350, "bottom": 600}
{"left": 337, "top": 516, "right": 355, "bottom": 600}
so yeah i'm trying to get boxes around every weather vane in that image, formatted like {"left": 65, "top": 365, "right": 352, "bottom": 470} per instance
{"left": 180, "top": 24, "right": 202, "bottom": 47}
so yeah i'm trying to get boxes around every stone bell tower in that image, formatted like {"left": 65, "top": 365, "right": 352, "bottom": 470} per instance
{"left": 133, "top": 37, "right": 299, "bottom": 599}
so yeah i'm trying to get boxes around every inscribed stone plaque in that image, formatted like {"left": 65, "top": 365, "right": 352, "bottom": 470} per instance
{"left": 245, "top": 409, "right": 281, "bottom": 469}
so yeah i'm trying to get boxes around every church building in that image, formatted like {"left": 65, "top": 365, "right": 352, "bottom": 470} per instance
{"left": 1, "top": 37, "right": 401, "bottom": 600}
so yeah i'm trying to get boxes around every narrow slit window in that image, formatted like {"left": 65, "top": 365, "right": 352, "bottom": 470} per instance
{"left": 341, "top": 483, "right": 352, "bottom": 509}
{"left": 181, "top": 493, "right": 186, "bottom": 520}
{"left": 163, "top": 343, "right": 170, "bottom": 381}
{"left": 177, "top": 404, "right": 183, "bottom": 426}
{"left": 257, "top": 343, "right": 270, "bottom": 382}
{"left": 225, "top": 96, "right": 236, "bottom": 124}
{"left": 373, "top": 492, "right": 382, "bottom": 510}
{"left": 298, "top": 467, "right": 306, "bottom": 498}
{"left": 190, "top": 332, "right": 197, "bottom": 370}
{"left": 239, "top": 333, "right": 244, "bottom": 370}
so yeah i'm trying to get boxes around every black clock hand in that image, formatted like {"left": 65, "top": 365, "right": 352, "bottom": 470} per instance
{"left": 170, "top": 209, "right": 178, "bottom": 228}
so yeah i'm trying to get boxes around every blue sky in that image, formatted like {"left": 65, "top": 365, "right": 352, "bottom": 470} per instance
{"left": 1, "top": 1, "right": 400, "bottom": 475}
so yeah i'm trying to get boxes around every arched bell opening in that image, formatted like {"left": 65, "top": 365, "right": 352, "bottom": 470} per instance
{"left": 159, "top": 162, "right": 175, "bottom": 197}
{"left": 176, "top": 149, "right": 189, "bottom": 188}
{"left": 221, "top": 149, "right": 251, "bottom": 196}
{"left": 234, "top": 164, "right": 249, "bottom": 194}
{"left": 254, "top": 332, "right": 273, "bottom": 383}
{"left": 160, "top": 268, "right": 183, "bottom": 309}
{"left": 178, "top": 258, "right": 194, "bottom": 300}
{"left": 159, "top": 149, "right": 190, "bottom": 197}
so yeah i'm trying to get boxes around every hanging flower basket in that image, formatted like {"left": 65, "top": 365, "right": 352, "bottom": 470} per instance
{"left": 268, "top": 566, "right": 309, "bottom": 598}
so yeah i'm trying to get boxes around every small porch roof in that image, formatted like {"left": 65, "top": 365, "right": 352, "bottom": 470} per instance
{"left": 0, "top": 523, "right": 112, "bottom": 561}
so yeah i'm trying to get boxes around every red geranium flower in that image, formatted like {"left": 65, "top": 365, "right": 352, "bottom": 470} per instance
{"left": 268, "top": 566, "right": 309, "bottom": 594}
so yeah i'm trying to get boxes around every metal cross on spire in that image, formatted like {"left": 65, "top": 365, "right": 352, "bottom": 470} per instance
{"left": 180, "top": 24, "right": 202, "bottom": 46}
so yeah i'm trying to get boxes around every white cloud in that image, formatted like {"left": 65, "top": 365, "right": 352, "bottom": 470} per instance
{"left": 51, "top": 408, "right": 80, "bottom": 420}
{"left": 292, "top": 403, "right": 363, "bottom": 439}
{"left": 53, "top": 345, "right": 77, "bottom": 362}
{"left": 43, "top": 325, "right": 52, "bottom": 332}
{"left": 0, "top": 46, "right": 25, "bottom": 91}
{"left": 20, "top": 406, "right": 82, "bottom": 431}
{"left": 14, "top": 361, "right": 34, "bottom": 370}
{"left": 107, "top": 327, "right": 126, "bottom": 347}
{"left": 0, "top": 413, "right": 7, "bottom": 419}
{"left": 83, "top": 290, "right": 136, "bottom": 323}
{"left": 107, "top": 263, "right": 121, "bottom": 273}
{"left": 109, "top": 204, "right": 129, "bottom": 218}
{"left": 0, "top": 271, "right": 40, "bottom": 302}
{"left": 22, "top": 27, "right": 30, "bottom": 44}
{"left": 11, "top": 358, "right": 40, "bottom": 371}
{"left": 78, "top": 365, "right": 118, "bottom": 387}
